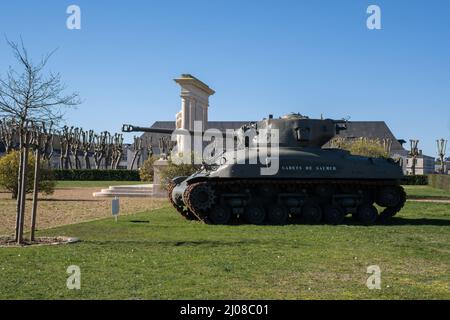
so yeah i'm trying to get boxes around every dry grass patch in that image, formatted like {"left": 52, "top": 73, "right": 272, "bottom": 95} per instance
{"left": 0, "top": 187, "right": 167, "bottom": 236}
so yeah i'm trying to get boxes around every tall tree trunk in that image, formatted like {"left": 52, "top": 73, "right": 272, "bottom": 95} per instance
{"left": 17, "top": 141, "right": 29, "bottom": 245}
{"left": 30, "top": 149, "right": 40, "bottom": 241}
{"left": 84, "top": 153, "right": 90, "bottom": 169}
{"left": 131, "top": 151, "right": 139, "bottom": 170}
{"left": 15, "top": 130, "right": 24, "bottom": 241}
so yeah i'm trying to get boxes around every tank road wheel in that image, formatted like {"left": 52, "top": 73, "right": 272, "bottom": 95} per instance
{"left": 356, "top": 204, "right": 379, "bottom": 225}
{"left": 376, "top": 186, "right": 403, "bottom": 208}
{"left": 267, "top": 205, "right": 288, "bottom": 225}
{"left": 209, "top": 205, "right": 232, "bottom": 225}
{"left": 301, "top": 202, "right": 322, "bottom": 224}
{"left": 244, "top": 205, "right": 266, "bottom": 225}
{"left": 323, "top": 205, "right": 345, "bottom": 225}
{"left": 187, "top": 183, "right": 216, "bottom": 212}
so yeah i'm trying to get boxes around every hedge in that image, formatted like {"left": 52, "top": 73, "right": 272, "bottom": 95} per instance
{"left": 401, "top": 175, "right": 428, "bottom": 185}
{"left": 53, "top": 169, "right": 140, "bottom": 181}
{"left": 428, "top": 174, "right": 450, "bottom": 191}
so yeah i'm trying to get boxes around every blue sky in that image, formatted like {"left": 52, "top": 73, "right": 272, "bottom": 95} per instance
{"left": 0, "top": 0, "right": 449, "bottom": 156}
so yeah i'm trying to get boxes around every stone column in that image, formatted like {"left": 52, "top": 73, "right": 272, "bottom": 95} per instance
{"left": 174, "top": 74, "right": 215, "bottom": 155}
{"left": 181, "top": 96, "right": 189, "bottom": 129}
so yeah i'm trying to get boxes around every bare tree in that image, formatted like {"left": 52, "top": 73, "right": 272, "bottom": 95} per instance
{"left": 0, "top": 38, "right": 80, "bottom": 244}
{"left": 409, "top": 140, "right": 420, "bottom": 176}
{"left": 71, "top": 127, "right": 82, "bottom": 169}
{"left": 112, "top": 133, "right": 124, "bottom": 169}
{"left": 437, "top": 139, "right": 448, "bottom": 174}
{"left": 59, "top": 126, "right": 74, "bottom": 169}
{"left": 81, "top": 129, "right": 94, "bottom": 169}
{"left": 382, "top": 138, "right": 392, "bottom": 156}
{"left": 0, "top": 118, "right": 18, "bottom": 152}
{"left": 145, "top": 136, "right": 154, "bottom": 159}
{"left": 104, "top": 133, "right": 114, "bottom": 169}
{"left": 131, "top": 136, "right": 143, "bottom": 169}
{"left": 41, "top": 121, "right": 54, "bottom": 166}
{"left": 93, "top": 131, "right": 108, "bottom": 169}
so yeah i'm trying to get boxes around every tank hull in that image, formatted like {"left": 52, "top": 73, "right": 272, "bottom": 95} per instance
{"left": 168, "top": 147, "right": 405, "bottom": 225}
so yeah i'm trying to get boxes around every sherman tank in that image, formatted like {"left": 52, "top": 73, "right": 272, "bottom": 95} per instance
{"left": 123, "top": 113, "right": 406, "bottom": 225}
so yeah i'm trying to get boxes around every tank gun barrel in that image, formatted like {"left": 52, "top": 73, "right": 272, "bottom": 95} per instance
{"left": 122, "top": 124, "right": 230, "bottom": 137}
{"left": 122, "top": 124, "right": 177, "bottom": 135}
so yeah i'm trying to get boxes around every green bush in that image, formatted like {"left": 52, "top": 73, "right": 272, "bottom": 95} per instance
{"left": 139, "top": 156, "right": 157, "bottom": 182}
{"left": 53, "top": 169, "right": 140, "bottom": 181}
{"left": 159, "top": 160, "right": 200, "bottom": 190}
{"left": 402, "top": 175, "right": 429, "bottom": 185}
{"left": 330, "top": 137, "right": 390, "bottom": 158}
{"left": 428, "top": 174, "right": 450, "bottom": 191}
{"left": 0, "top": 150, "right": 56, "bottom": 199}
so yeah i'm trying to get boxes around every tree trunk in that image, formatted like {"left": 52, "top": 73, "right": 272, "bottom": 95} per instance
{"left": 30, "top": 149, "right": 40, "bottom": 241}
{"left": 15, "top": 130, "right": 24, "bottom": 241}
{"left": 17, "top": 143, "right": 29, "bottom": 245}
{"left": 84, "top": 153, "right": 90, "bottom": 169}
{"left": 131, "top": 151, "right": 139, "bottom": 170}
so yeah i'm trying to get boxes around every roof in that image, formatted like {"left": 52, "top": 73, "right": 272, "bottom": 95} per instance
{"left": 334, "top": 121, "right": 405, "bottom": 152}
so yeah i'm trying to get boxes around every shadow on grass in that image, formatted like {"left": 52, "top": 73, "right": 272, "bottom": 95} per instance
{"left": 84, "top": 239, "right": 267, "bottom": 247}
{"left": 261, "top": 217, "right": 450, "bottom": 227}
{"left": 380, "top": 217, "right": 450, "bottom": 226}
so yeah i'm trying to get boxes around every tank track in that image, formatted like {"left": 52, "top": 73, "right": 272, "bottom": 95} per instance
{"left": 167, "top": 181, "right": 196, "bottom": 220}
{"left": 378, "top": 186, "right": 406, "bottom": 222}
{"left": 173, "top": 179, "right": 407, "bottom": 225}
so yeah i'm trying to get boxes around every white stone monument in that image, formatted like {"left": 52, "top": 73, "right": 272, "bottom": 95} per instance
{"left": 174, "top": 74, "right": 215, "bottom": 154}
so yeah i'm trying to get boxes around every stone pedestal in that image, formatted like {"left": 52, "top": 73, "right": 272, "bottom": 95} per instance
{"left": 152, "top": 158, "right": 169, "bottom": 196}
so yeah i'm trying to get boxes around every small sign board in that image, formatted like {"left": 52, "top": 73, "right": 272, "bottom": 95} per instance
{"left": 112, "top": 197, "right": 120, "bottom": 221}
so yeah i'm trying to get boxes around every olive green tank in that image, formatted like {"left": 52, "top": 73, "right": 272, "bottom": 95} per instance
{"left": 123, "top": 113, "right": 406, "bottom": 225}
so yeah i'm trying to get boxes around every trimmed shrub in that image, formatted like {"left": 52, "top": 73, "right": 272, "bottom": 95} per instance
{"left": 53, "top": 169, "right": 140, "bottom": 181}
{"left": 159, "top": 161, "right": 200, "bottom": 190}
{"left": 0, "top": 150, "right": 55, "bottom": 199}
{"left": 428, "top": 174, "right": 450, "bottom": 191}
{"left": 330, "top": 137, "right": 390, "bottom": 158}
{"left": 402, "top": 175, "right": 428, "bottom": 186}
{"left": 139, "top": 156, "right": 157, "bottom": 182}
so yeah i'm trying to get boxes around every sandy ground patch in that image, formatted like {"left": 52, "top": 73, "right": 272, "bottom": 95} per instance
{"left": 0, "top": 188, "right": 168, "bottom": 236}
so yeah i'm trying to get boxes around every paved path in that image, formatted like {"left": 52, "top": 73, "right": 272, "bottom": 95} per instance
{"left": 408, "top": 199, "right": 450, "bottom": 204}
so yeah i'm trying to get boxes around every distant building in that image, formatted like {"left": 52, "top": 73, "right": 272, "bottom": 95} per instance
{"left": 406, "top": 153, "right": 435, "bottom": 175}
{"left": 435, "top": 159, "right": 450, "bottom": 175}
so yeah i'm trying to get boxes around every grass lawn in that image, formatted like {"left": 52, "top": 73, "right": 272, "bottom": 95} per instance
{"left": 0, "top": 201, "right": 449, "bottom": 300}
{"left": 404, "top": 185, "right": 450, "bottom": 200}
{"left": 56, "top": 181, "right": 149, "bottom": 188}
